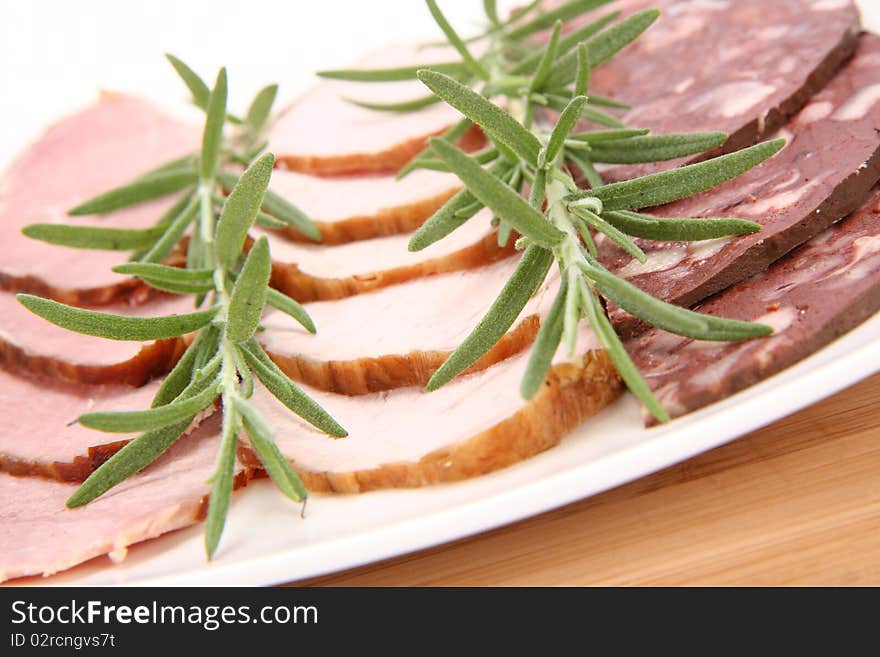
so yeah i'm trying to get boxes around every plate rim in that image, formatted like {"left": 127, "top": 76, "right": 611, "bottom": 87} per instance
{"left": 118, "top": 323, "right": 880, "bottom": 587}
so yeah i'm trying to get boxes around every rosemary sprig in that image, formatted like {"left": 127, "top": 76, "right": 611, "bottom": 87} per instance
{"left": 65, "top": 55, "right": 319, "bottom": 244}
{"left": 333, "top": 1, "right": 782, "bottom": 421}
{"left": 19, "top": 57, "right": 347, "bottom": 557}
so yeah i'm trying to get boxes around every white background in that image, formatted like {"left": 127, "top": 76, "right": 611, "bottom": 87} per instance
{"left": 0, "top": 1, "right": 502, "bottom": 164}
{"left": 2, "top": 0, "right": 877, "bottom": 162}
{"left": 1, "top": 1, "right": 879, "bottom": 585}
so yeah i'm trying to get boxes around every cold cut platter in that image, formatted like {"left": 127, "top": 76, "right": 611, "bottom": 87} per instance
{"left": 1, "top": 0, "right": 879, "bottom": 586}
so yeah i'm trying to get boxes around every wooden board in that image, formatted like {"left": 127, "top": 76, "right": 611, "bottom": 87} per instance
{"left": 293, "top": 373, "right": 880, "bottom": 586}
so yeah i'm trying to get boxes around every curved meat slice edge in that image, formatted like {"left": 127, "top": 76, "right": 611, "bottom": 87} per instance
{"left": 0, "top": 415, "right": 253, "bottom": 583}
{"left": 261, "top": 257, "right": 556, "bottom": 394}
{"left": 263, "top": 167, "right": 463, "bottom": 244}
{"left": 0, "top": 364, "right": 218, "bottom": 482}
{"left": 0, "top": 291, "right": 194, "bottom": 386}
{"left": 0, "top": 93, "right": 198, "bottom": 305}
{"left": 269, "top": 43, "right": 483, "bottom": 176}
{"left": 245, "top": 344, "right": 621, "bottom": 494}
{"left": 262, "top": 209, "right": 513, "bottom": 302}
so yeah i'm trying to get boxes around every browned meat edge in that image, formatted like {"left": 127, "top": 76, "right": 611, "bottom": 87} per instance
{"left": 0, "top": 439, "right": 130, "bottom": 483}
{"left": 0, "top": 246, "right": 188, "bottom": 306}
{"left": 275, "top": 123, "right": 485, "bottom": 178}
{"left": 0, "top": 336, "right": 185, "bottom": 387}
{"left": 240, "top": 351, "right": 623, "bottom": 494}
{"left": 0, "top": 399, "right": 221, "bottom": 483}
{"left": 270, "top": 231, "right": 515, "bottom": 302}
{"left": 267, "top": 315, "right": 540, "bottom": 394}
{"left": 6, "top": 335, "right": 612, "bottom": 489}
{"left": 0, "top": 272, "right": 157, "bottom": 307}
{"left": 274, "top": 186, "right": 460, "bottom": 244}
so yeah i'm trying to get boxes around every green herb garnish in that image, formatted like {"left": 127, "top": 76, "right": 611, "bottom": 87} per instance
{"left": 329, "top": 0, "right": 782, "bottom": 422}
{"left": 19, "top": 57, "right": 345, "bottom": 558}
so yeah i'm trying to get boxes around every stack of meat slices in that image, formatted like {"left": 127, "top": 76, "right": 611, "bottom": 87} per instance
{"left": 3, "top": 0, "right": 880, "bottom": 582}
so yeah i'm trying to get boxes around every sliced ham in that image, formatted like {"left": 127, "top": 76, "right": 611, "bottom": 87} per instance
{"left": 0, "top": 93, "right": 198, "bottom": 306}
{"left": 630, "top": 187, "right": 880, "bottom": 423}
{"left": 264, "top": 167, "right": 462, "bottom": 243}
{"left": 599, "top": 34, "right": 880, "bottom": 335}
{"left": 582, "top": 0, "right": 861, "bottom": 179}
{"left": 0, "top": 415, "right": 253, "bottom": 583}
{"left": 269, "top": 43, "right": 482, "bottom": 175}
{"left": 0, "top": 291, "right": 192, "bottom": 386}
{"left": 264, "top": 209, "right": 512, "bottom": 302}
{"left": 246, "top": 340, "right": 620, "bottom": 494}
{"left": 261, "top": 257, "right": 556, "bottom": 394}
{"left": 0, "top": 367, "right": 161, "bottom": 481}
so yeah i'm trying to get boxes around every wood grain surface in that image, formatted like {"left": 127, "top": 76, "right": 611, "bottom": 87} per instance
{"left": 293, "top": 372, "right": 880, "bottom": 587}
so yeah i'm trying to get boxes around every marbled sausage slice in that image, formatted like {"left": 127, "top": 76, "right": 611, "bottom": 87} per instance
{"left": 630, "top": 188, "right": 880, "bottom": 423}
{"left": 600, "top": 34, "right": 880, "bottom": 334}
{"left": 0, "top": 416, "right": 251, "bottom": 583}
{"left": 585, "top": 0, "right": 861, "bottom": 179}
{"left": 0, "top": 93, "right": 198, "bottom": 305}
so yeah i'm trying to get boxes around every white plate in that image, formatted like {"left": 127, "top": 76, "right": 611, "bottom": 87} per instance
{"left": 3, "top": 0, "right": 879, "bottom": 586}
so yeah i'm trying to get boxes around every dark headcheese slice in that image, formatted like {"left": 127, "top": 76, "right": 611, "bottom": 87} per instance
{"left": 599, "top": 33, "right": 880, "bottom": 335}
{"left": 586, "top": 0, "right": 861, "bottom": 179}
{"left": 630, "top": 187, "right": 880, "bottom": 424}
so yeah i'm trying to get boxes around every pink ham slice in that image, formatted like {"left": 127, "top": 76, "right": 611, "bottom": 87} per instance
{"left": 260, "top": 256, "right": 558, "bottom": 394}
{"left": 269, "top": 43, "right": 479, "bottom": 175}
{"left": 0, "top": 93, "right": 197, "bottom": 306}
{"left": 263, "top": 167, "right": 462, "bottom": 243}
{"left": 630, "top": 188, "right": 880, "bottom": 424}
{"left": 0, "top": 291, "right": 193, "bottom": 385}
{"left": 578, "top": 0, "right": 861, "bottom": 179}
{"left": 0, "top": 415, "right": 252, "bottom": 583}
{"left": 599, "top": 33, "right": 880, "bottom": 335}
{"left": 244, "top": 338, "right": 619, "bottom": 494}
{"left": 0, "top": 367, "right": 161, "bottom": 481}
{"left": 263, "top": 209, "right": 512, "bottom": 302}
